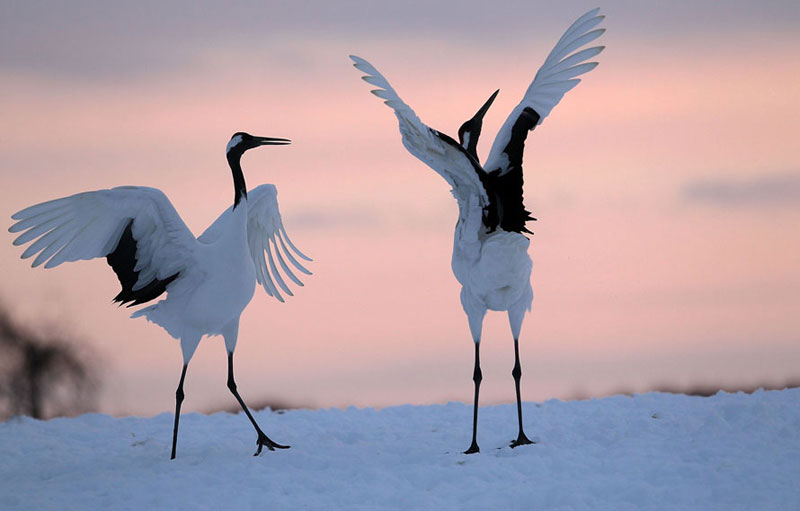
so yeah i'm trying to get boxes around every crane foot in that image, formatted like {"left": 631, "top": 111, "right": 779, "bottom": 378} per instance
{"left": 510, "top": 432, "right": 534, "bottom": 448}
{"left": 463, "top": 441, "right": 480, "bottom": 454}
{"left": 254, "top": 432, "right": 290, "bottom": 455}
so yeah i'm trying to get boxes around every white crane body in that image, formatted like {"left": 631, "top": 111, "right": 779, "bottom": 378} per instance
{"left": 10, "top": 133, "right": 310, "bottom": 459}
{"left": 352, "top": 8, "right": 604, "bottom": 453}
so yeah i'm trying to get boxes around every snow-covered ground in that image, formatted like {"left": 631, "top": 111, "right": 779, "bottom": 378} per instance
{"left": 1, "top": 389, "right": 798, "bottom": 510}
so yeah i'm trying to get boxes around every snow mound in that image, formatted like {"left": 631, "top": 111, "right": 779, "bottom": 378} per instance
{"left": 1, "top": 389, "right": 798, "bottom": 510}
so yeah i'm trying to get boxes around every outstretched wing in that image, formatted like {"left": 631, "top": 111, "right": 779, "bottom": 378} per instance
{"left": 244, "top": 184, "right": 311, "bottom": 303}
{"left": 10, "top": 186, "right": 197, "bottom": 306}
{"left": 483, "top": 8, "right": 605, "bottom": 177}
{"left": 351, "top": 55, "right": 488, "bottom": 205}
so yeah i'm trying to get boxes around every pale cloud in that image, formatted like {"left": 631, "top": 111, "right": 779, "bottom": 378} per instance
{"left": 2, "top": 1, "right": 798, "bottom": 80}
{"left": 288, "top": 207, "right": 385, "bottom": 232}
{"left": 682, "top": 172, "right": 800, "bottom": 207}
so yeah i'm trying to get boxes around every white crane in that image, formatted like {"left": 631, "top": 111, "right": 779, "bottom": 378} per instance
{"left": 9, "top": 132, "right": 312, "bottom": 459}
{"left": 352, "top": 8, "right": 604, "bottom": 453}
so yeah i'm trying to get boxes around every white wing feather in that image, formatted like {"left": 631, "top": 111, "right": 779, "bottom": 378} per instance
{"left": 9, "top": 186, "right": 197, "bottom": 290}
{"left": 484, "top": 8, "right": 605, "bottom": 172}
{"left": 350, "top": 55, "right": 488, "bottom": 204}
{"left": 244, "top": 184, "right": 311, "bottom": 303}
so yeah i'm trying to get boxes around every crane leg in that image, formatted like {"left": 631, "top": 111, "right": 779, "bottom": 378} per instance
{"left": 226, "top": 352, "right": 289, "bottom": 455}
{"left": 170, "top": 364, "right": 188, "bottom": 460}
{"left": 464, "top": 342, "right": 482, "bottom": 454}
{"left": 510, "top": 338, "right": 534, "bottom": 448}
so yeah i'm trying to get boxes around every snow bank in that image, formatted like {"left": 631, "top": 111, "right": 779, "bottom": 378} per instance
{"left": 1, "top": 389, "right": 798, "bottom": 510}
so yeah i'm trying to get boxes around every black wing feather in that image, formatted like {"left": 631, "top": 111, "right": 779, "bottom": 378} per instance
{"left": 482, "top": 106, "right": 540, "bottom": 234}
{"left": 105, "top": 220, "right": 179, "bottom": 307}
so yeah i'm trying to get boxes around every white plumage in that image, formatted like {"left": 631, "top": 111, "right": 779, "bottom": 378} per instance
{"left": 9, "top": 132, "right": 310, "bottom": 459}
{"left": 12, "top": 186, "right": 193, "bottom": 273}
{"left": 352, "top": 8, "right": 604, "bottom": 453}
{"left": 484, "top": 7, "right": 605, "bottom": 175}
{"left": 11, "top": 184, "right": 308, "bottom": 354}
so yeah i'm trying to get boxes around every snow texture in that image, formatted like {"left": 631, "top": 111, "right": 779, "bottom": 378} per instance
{"left": 1, "top": 390, "right": 798, "bottom": 510}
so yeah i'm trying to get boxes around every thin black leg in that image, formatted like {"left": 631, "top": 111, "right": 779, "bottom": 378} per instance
{"left": 464, "top": 342, "right": 482, "bottom": 454}
{"left": 171, "top": 364, "right": 188, "bottom": 460}
{"left": 227, "top": 352, "right": 289, "bottom": 455}
{"left": 510, "top": 338, "right": 534, "bottom": 448}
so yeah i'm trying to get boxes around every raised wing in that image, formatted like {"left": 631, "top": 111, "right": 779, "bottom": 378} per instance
{"left": 243, "top": 184, "right": 311, "bottom": 303}
{"left": 350, "top": 55, "right": 488, "bottom": 205}
{"left": 10, "top": 186, "right": 197, "bottom": 306}
{"left": 483, "top": 8, "right": 605, "bottom": 177}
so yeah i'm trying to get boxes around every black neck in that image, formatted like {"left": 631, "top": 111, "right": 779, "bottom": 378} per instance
{"left": 465, "top": 128, "right": 480, "bottom": 160}
{"left": 459, "top": 121, "right": 482, "bottom": 161}
{"left": 227, "top": 152, "right": 247, "bottom": 209}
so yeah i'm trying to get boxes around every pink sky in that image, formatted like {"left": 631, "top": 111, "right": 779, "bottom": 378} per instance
{"left": 2, "top": 2, "right": 799, "bottom": 416}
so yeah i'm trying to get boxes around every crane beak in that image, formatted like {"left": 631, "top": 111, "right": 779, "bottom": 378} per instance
{"left": 254, "top": 136, "right": 291, "bottom": 146}
{"left": 471, "top": 89, "right": 499, "bottom": 123}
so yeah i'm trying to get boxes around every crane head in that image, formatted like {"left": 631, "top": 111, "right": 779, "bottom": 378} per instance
{"left": 226, "top": 132, "right": 291, "bottom": 158}
{"left": 457, "top": 89, "right": 499, "bottom": 160}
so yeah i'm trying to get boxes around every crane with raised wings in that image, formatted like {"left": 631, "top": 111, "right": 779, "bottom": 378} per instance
{"left": 10, "top": 131, "right": 312, "bottom": 459}
{"left": 352, "top": 8, "right": 605, "bottom": 453}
